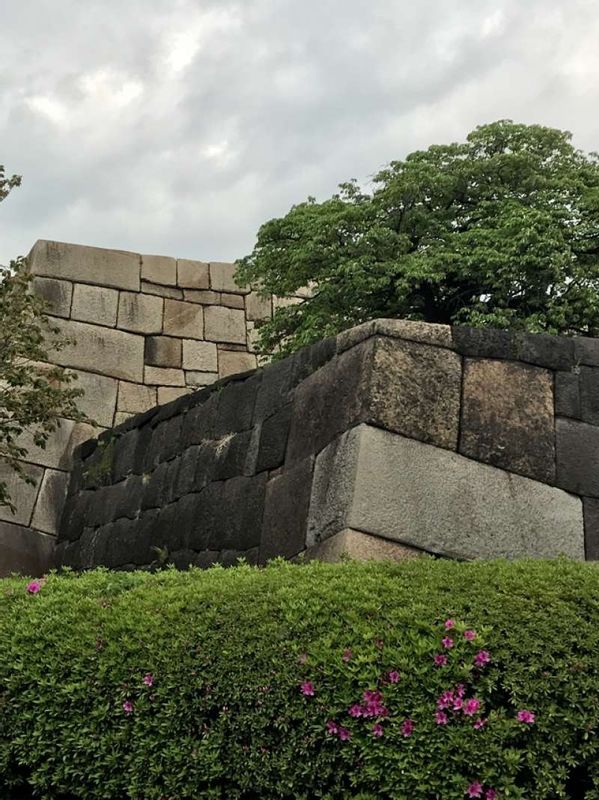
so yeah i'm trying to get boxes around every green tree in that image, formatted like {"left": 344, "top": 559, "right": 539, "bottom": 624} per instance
{"left": 237, "top": 120, "right": 599, "bottom": 357}
{"left": 0, "top": 165, "right": 85, "bottom": 512}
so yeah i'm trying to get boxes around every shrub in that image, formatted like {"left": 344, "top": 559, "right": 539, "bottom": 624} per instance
{"left": 0, "top": 559, "right": 598, "bottom": 799}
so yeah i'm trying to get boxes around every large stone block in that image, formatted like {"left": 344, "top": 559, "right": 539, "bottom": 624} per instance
{"left": 182, "top": 340, "right": 218, "bottom": 372}
{"left": 118, "top": 292, "right": 163, "bottom": 335}
{"left": 303, "top": 529, "right": 423, "bottom": 563}
{"left": 555, "top": 372, "right": 580, "bottom": 419}
{"left": 204, "top": 306, "right": 246, "bottom": 344}
{"left": 373, "top": 318, "right": 453, "bottom": 349}
{"left": 583, "top": 498, "right": 599, "bottom": 560}
{"left": 144, "top": 366, "right": 185, "bottom": 386}
{"left": 141, "top": 254, "right": 177, "bottom": 286}
{"left": 49, "top": 319, "right": 144, "bottom": 382}
{"left": 186, "top": 371, "right": 219, "bottom": 387}
{"left": 71, "top": 283, "right": 119, "bottom": 327}
{"left": 209, "top": 473, "right": 267, "bottom": 551}
{"left": 256, "top": 404, "right": 292, "bottom": 472}
{"left": 158, "top": 387, "right": 190, "bottom": 405}
{"left": 260, "top": 458, "right": 313, "bottom": 562}
{"left": 210, "top": 262, "right": 248, "bottom": 294}
{"left": 218, "top": 349, "right": 257, "bottom": 378}
{"left": 145, "top": 336, "right": 182, "bottom": 368}
{"left": 460, "top": 359, "right": 555, "bottom": 483}
{"left": 307, "top": 425, "right": 584, "bottom": 560}
{"left": 141, "top": 281, "right": 183, "bottom": 300}
{"left": 177, "top": 259, "right": 210, "bottom": 289}
{"left": 0, "top": 461, "right": 44, "bottom": 526}
{"left": 246, "top": 292, "right": 271, "bottom": 321}
{"left": 579, "top": 366, "right": 599, "bottom": 425}
{"left": 30, "top": 468, "right": 69, "bottom": 535}
{"left": 32, "top": 277, "right": 72, "bottom": 318}
{"left": 163, "top": 299, "right": 204, "bottom": 339}
{"left": 556, "top": 418, "right": 599, "bottom": 497}
{"left": 0, "top": 521, "right": 55, "bottom": 577}
{"left": 74, "top": 370, "right": 119, "bottom": 428}
{"left": 15, "top": 418, "right": 77, "bottom": 470}
{"left": 117, "top": 382, "right": 156, "bottom": 415}
{"left": 29, "top": 240, "right": 140, "bottom": 291}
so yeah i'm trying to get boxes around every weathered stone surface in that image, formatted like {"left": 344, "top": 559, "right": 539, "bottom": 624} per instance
{"left": 15, "top": 418, "right": 77, "bottom": 470}
{"left": 183, "top": 289, "right": 221, "bottom": 305}
{"left": 141, "top": 254, "right": 177, "bottom": 286}
{"left": 218, "top": 349, "right": 257, "bottom": 377}
{"left": 71, "top": 283, "right": 119, "bottom": 327}
{"left": 460, "top": 358, "right": 555, "bottom": 482}
{"left": 556, "top": 418, "right": 599, "bottom": 497}
{"left": 452, "top": 326, "right": 513, "bottom": 360}
{"left": 574, "top": 336, "right": 599, "bottom": 367}
{"left": 158, "top": 387, "right": 190, "bottom": 405}
{"left": 144, "top": 366, "right": 185, "bottom": 386}
{"left": 145, "top": 336, "right": 182, "bottom": 368}
{"left": 163, "top": 299, "right": 204, "bottom": 339}
{"left": 177, "top": 259, "right": 210, "bottom": 289}
{"left": 513, "top": 332, "right": 575, "bottom": 371}
{"left": 32, "top": 277, "right": 72, "bottom": 318}
{"left": 246, "top": 292, "right": 271, "bottom": 321}
{"left": 583, "top": 498, "right": 599, "bottom": 560}
{"left": 579, "top": 367, "right": 599, "bottom": 425}
{"left": 141, "top": 281, "right": 183, "bottom": 300}
{"left": 29, "top": 240, "right": 140, "bottom": 291}
{"left": 185, "top": 371, "right": 219, "bottom": 387}
{"left": 204, "top": 306, "right": 246, "bottom": 344}
{"left": 74, "top": 371, "right": 119, "bottom": 427}
{"left": 182, "top": 340, "right": 218, "bottom": 372}
{"left": 49, "top": 319, "right": 144, "bottom": 382}
{"left": 336, "top": 321, "right": 377, "bottom": 354}
{"left": 117, "top": 382, "right": 156, "bottom": 415}
{"left": 0, "top": 461, "right": 44, "bottom": 526}
{"left": 0, "top": 521, "right": 55, "bottom": 577}
{"left": 260, "top": 458, "right": 313, "bottom": 562}
{"left": 555, "top": 372, "right": 580, "bottom": 419}
{"left": 220, "top": 293, "right": 245, "bottom": 310}
{"left": 205, "top": 474, "right": 267, "bottom": 551}
{"left": 308, "top": 424, "right": 584, "bottom": 560}
{"left": 256, "top": 404, "right": 292, "bottom": 472}
{"left": 370, "top": 336, "right": 462, "bottom": 450}
{"left": 210, "top": 262, "right": 248, "bottom": 294}
{"left": 303, "top": 528, "right": 423, "bottom": 563}
{"left": 254, "top": 359, "right": 294, "bottom": 421}
{"left": 214, "top": 375, "right": 260, "bottom": 436}
{"left": 118, "top": 292, "right": 163, "bottom": 335}
{"left": 374, "top": 318, "right": 453, "bottom": 349}
{"left": 30, "top": 469, "right": 69, "bottom": 535}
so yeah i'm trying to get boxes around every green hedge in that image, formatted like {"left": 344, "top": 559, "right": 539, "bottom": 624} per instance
{"left": 1, "top": 559, "right": 598, "bottom": 799}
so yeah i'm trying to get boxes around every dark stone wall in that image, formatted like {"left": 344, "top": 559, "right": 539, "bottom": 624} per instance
{"left": 57, "top": 319, "right": 599, "bottom": 568}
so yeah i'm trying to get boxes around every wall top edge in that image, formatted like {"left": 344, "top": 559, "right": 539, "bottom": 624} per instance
{"left": 27, "top": 239, "right": 227, "bottom": 267}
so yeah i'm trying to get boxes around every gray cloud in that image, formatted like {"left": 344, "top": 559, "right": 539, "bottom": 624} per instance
{"left": 1, "top": 0, "right": 598, "bottom": 266}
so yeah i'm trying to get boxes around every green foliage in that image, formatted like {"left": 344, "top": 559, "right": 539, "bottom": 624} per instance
{"left": 237, "top": 121, "right": 599, "bottom": 357}
{"left": 0, "top": 165, "right": 87, "bottom": 511}
{"left": 1, "top": 559, "right": 598, "bottom": 799}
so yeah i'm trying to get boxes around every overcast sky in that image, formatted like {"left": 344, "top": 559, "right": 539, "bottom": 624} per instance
{"left": 1, "top": 0, "right": 598, "bottom": 266}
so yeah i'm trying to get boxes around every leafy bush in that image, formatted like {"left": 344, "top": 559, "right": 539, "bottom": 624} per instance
{"left": 1, "top": 559, "right": 598, "bottom": 799}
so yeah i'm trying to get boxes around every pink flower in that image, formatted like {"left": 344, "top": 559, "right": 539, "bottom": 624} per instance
{"left": 26, "top": 580, "right": 42, "bottom": 594}
{"left": 300, "top": 681, "right": 315, "bottom": 696}
{"left": 435, "top": 711, "right": 449, "bottom": 725}
{"left": 464, "top": 698, "right": 482, "bottom": 716}
{"left": 516, "top": 709, "right": 536, "bottom": 724}
{"left": 474, "top": 718, "right": 487, "bottom": 730}
{"left": 326, "top": 720, "right": 338, "bottom": 735}
{"left": 401, "top": 718, "right": 415, "bottom": 737}
{"left": 337, "top": 726, "right": 351, "bottom": 741}
{"left": 474, "top": 650, "right": 491, "bottom": 668}
{"left": 361, "top": 689, "right": 388, "bottom": 718}
{"left": 372, "top": 723, "right": 384, "bottom": 738}
{"left": 348, "top": 704, "right": 363, "bottom": 718}
{"left": 486, "top": 790, "right": 498, "bottom": 800}
{"left": 434, "top": 654, "right": 448, "bottom": 667}
{"left": 437, "top": 690, "right": 454, "bottom": 710}
{"left": 453, "top": 697, "right": 463, "bottom": 712}
{"left": 464, "top": 630, "right": 477, "bottom": 641}
{"left": 143, "top": 673, "right": 153, "bottom": 687}
{"left": 467, "top": 782, "right": 483, "bottom": 798}
{"left": 455, "top": 684, "right": 466, "bottom": 698}
{"left": 442, "top": 637, "right": 454, "bottom": 649}
{"left": 342, "top": 648, "right": 352, "bottom": 662}
{"left": 122, "top": 700, "right": 134, "bottom": 715}
{"left": 387, "top": 670, "right": 400, "bottom": 684}
{"left": 444, "top": 619, "right": 456, "bottom": 630}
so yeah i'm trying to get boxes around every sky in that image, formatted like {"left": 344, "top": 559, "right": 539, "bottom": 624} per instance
{"left": 1, "top": 0, "right": 598, "bottom": 266}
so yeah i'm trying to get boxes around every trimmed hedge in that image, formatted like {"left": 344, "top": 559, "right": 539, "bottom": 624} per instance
{"left": 1, "top": 559, "right": 598, "bottom": 800}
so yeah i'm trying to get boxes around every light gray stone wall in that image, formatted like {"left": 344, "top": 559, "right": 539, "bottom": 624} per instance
{"left": 1, "top": 238, "right": 293, "bottom": 576}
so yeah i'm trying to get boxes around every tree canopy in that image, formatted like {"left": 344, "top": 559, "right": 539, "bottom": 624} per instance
{"left": 237, "top": 120, "right": 599, "bottom": 356}
{"left": 0, "top": 166, "right": 85, "bottom": 512}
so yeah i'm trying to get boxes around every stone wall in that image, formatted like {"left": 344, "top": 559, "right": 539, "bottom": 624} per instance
{"left": 56, "top": 318, "right": 599, "bottom": 571}
{"left": 0, "top": 239, "right": 286, "bottom": 576}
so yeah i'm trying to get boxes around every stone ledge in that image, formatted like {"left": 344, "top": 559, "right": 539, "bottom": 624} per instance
{"left": 302, "top": 528, "right": 425, "bottom": 563}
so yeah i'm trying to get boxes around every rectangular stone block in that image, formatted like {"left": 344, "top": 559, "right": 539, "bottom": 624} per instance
{"left": 583, "top": 498, "right": 599, "bottom": 560}
{"left": 118, "top": 291, "right": 163, "bottom": 335}
{"left": 208, "top": 474, "right": 267, "bottom": 551}
{"left": 183, "top": 290, "right": 221, "bottom": 305}
{"left": 302, "top": 528, "right": 423, "bottom": 564}
{"left": 556, "top": 418, "right": 599, "bottom": 497}
{"left": 71, "top": 283, "right": 119, "bottom": 327}
{"left": 48, "top": 319, "right": 144, "bottom": 382}
{"left": 186, "top": 371, "right": 219, "bottom": 387}
{"left": 72, "top": 371, "right": 118, "bottom": 427}
{"left": 460, "top": 358, "right": 555, "bottom": 483}
{"left": 140, "top": 281, "right": 183, "bottom": 300}
{"left": 15, "top": 418, "right": 77, "bottom": 470}
{"left": 210, "top": 262, "right": 249, "bottom": 294}
{"left": 118, "top": 382, "right": 157, "bottom": 414}
{"left": 220, "top": 293, "right": 245, "bottom": 310}
{"left": 260, "top": 458, "right": 313, "bottom": 562}
{"left": 555, "top": 372, "right": 581, "bottom": 419}
{"left": 144, "top": 366, "right": 185, "bottom": 386}
{"left": 145, "top": 336, "right": 182, "bottom": 368}
{"left": 579, "top": 366, "right": 599, "bottom": 425}
{"left": 32, "top": 277, "right": 73, "bottom": 318}
{"left": 141, "top": 254, "right": 177, "bottom": 286}
{"left": 218, "top": 349, "right": 257, "bottom": 378}
{"left": 182, "top": 340, "right": 218, "bottom": 372}
{"left": 0, "top": 521, "right": 55, "bottom": 577}
{"left": 29, "top": 240, "right": 140, "bottom": 291}
{"left": 0, "top": 461, "right": 44, "bottom": 526}
{"left": 204, "top": 306, "right": 246, "bottom": 344}
{"left": 256, "top": 404, "right": 292, "bottom": 472}
{"left": 30, "top": 468, "right": 69, "bottom": 535}
{"left": 177, "top": 259, "right": 210, "bottom": 289}
{"left": 158, "top": 386, "right": 191, "bottom": 405}
{"left": 163, "top": 299, "right": 204, "bottom": 339}
{"left": 246, "top": 292, "right": 272, "bottom": 321}
{"left": 307, "top": 425, "right": 585, "bottom": 560}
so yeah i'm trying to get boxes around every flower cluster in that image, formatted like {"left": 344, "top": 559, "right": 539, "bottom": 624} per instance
{"left": 436, "top": 685, "right": 484, "bottom": 727}
{"left": 122, "top": 672, "right": 155, "bottom": 715}
{"left": 467, "top": 781, "right": 497, "bottom": 798}
{"left": 26, "top": 577, "right": 47, "bottom": 594}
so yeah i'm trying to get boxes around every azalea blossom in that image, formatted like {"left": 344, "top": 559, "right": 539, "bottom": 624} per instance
{"left": 326, "top": 720, "right": 338, "bottom": 735}
{"left": 300, "top": 681, "right": 315, "bottom": 696}
{"left": 401, "top": 718, "right": 415, "bottom": 737}
{"left": 464, "top": 630, "right": 477, "bottom": 641}
{"left": 387, "top": 670, "right": 400, "bottom": 684}
{"left": 444, "top": 619, "right": 456, "bottom": 630}
{"left": 26, "top": 580, "right": 43, "bottom": 594}
{"left": 486, "top": 790, "right": 498, "bottom": 799}
{"left": 372, "top": 723, "right": 384, "bottom": 737}
{"left": 474, "top": 718, "right": 487, "bottom": 730}
{"left": 434, "top": 654, "right": 448, "bottom": 667}
{"left": 143, "top": 673, "right": 154, "bottom": 687}
{"left": 435, "top": 711, "right": 449, "bottom": 725}
{"left": 441, "top": 637, "right": 454, "bottom": 649}
{"left": 122, "top": 700, "right": 134, "bottom": 715}
{"left": 348, "top": 704, "right": 363, "bottom": 718}
{"left": 474, "top": 650, "right": 491, "bottom": 668}
{"left": 467, "top": 782, "right": 483, "bottom": 797}
{"left": 337, "top": 726, "right": 351, "bottom": 741}
{"left": 464, "top": 698, "right": 482, "bottom": 716}
{"left": 516, "top": 709, "right": 536, "bottom": 724}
